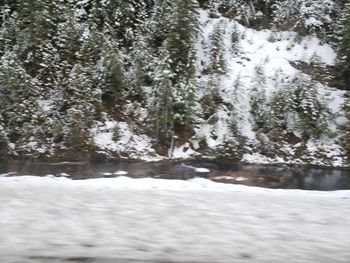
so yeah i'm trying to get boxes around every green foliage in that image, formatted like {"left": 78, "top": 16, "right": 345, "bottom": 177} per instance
{"left": 340, "top": 4, "right": 350, "bottom": 83}
{"left": 112, "top": 125, "right": 121, "bottom": 142}
{"left": 250, "top": 66, "right": 267, "bottom": 130}
{"left": 98, "top": 44, "right": 125, "bottom": 100}
{"left": 264, "top": 76, "right": 332, "bottom": 141}
{"left": 51, "top": 117, "right": 64, "bottom": 142}
{"left": 208, "top": 23, "right": 227, "bottom": 74}
{"left": 0, "top": 52, "right": 44, "bottom": 142}
{"left": 63, "top": 108, "right": 92, "bottom": 149}
{"left": 59, "top": 64, "right": 101, "bottom": 149}
{"left": 165, "top": 0, "right": 199, "bottom": 79}
{"left": 341, "top": 98, "right": 350, "bottom": 159}
{"left": 153, "top": 42, "right": 175, "bottom": 145}
{"left": 151, "top": 0, "right": 199, "bottom": 146}
{"left": 0, "top": 0, "right": 342, "bottom": 161}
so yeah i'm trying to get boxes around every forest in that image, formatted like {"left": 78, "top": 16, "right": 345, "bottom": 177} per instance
{"left": 0, "top": 0, "right": 349, "bottom": 166}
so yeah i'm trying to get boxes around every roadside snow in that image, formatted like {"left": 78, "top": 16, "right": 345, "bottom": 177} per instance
{"left": 0, "top": 176, "right": 349, "bottom": 263}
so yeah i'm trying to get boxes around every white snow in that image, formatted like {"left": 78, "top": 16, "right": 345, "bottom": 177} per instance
{"left": 50, "top": 8, "right": 347, "bottom": 167}
{"left": 0, "top": 176, "right": 349, "bottom": 263}
{"left": 235, "top": 176, "right": 248, "bottom": 181}
{"left": 92, "top": 118, "right": 162, "bottom": 161}
{"left": 58, "top": 173, "right": 70, "bottom": 177}
{"left": 113, "top": 170, "right": 128, "bottom": 175}
{"left": 189, "top": 9, "right": 347, "bottom": 166}
{"left": 194, "top": 167, "right": 210, "bottom": 173}
{"left": 171, "top": 142, "right": 198, "bottom": 159}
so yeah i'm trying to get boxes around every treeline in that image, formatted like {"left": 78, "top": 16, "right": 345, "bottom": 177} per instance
{"left": 0, "top": 0, "right": 201, "bottom": 156}
{"left": 0, "top": 0, "right": 349, "bottom": 159}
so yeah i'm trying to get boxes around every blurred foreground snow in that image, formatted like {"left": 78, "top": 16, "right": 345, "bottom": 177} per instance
{"left": 0, "top": 176, "right": 349, "bottom": 263}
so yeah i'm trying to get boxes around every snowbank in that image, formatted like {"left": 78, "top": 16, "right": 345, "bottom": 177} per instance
{"left": 0, "top": 176, "right": 349, "bottom": 263}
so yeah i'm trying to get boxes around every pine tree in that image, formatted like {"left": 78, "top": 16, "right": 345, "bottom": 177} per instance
{"left": 208, "top": 0, "right": 220, "bottom": 18}
{"left": 148, "top": 0, "right": 175, "bottom": 47}
{"left": 250, "top": 65, "right": 267, "bottom": 131}
{"left": 265, "top": 87, "right": 294, "bottom": 142}
{"left": 298, "top": 0, "right": 334, "bottom": 34}
{"left": 56, "top": 2, "right": 85, "bottom": 81}
{"left": 266, "top": 75, "right": 331, "bottom": 140}
{"left": 340, "top": 3, "right": 350, "bottom": 84}
{"left": 96, "top": 36, "right": 125, "bottom": 100}
{"left": 342, "top": 98, "right": 350, "bottom": 160}
{"left": 165, "top": 0, "right": 199, "bottom": 126}
{"left": 208, "top": 22, "right": 227, "bottom": 74}
{"left": 0, "top": 3, "right": 18, "bottom": 57}
{"left": 270, "top": 0, "right": 299, "bottom": 30}
{"left": 153, "top": 42, "right": 175, "bottom": 145}
{"left": 60, "top": 64, "right": 100, "bottom": 149}
{"left": 166, "top": 0, "right": 199, "bottom": 79}
{"left": 293, "top": 77, "right": 331, "bottom": 138}
{"left": 0, "top": 52, "right": 44, "bottom": 145}
{"left": 128, "top": 31, "right": 154, "bottom": 100}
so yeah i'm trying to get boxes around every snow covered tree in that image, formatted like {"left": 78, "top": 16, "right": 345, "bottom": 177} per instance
{"left": 298, "top": 0, "right": 334, "bottom": 34}
{"left": 166, "top": 0, "right": 199, "bottom": 79}
{"left": 0, "top": 4, "right": 18, "bottom": 57}
{"left": 208, "top": 0, "right": 220, "bottom": 18}
{"left": 341, "top": 98, "right": 350, "bottom": 160}
{"left": 0, "top": 52, "right": 44, "bottom": 145}
{"left": 153, "top": 42, "right": 175, "bottom": 145}
{"left": 0, "top": 113, "right": 7, "bottom": 152}
{"left": 113, "top": 0, "right": 149, "bottom": 46}
{"left": 218, "top": 0, "right": 266, "bottom": 27}
{"left": 264, "top": 89, "right": 291, "bottom": 142}
{"left": 339, "top": 3, "right": 350, "bottom": 84}
{"left": 148, "top": 0, "right": 175, "bottom": 47}
{"left": 208, "top": 22, "right": 227, "bottom": 74}
{"left": 250, "top": 65, "right": 267, "bottom": 131}
{"left": 271, "top": 0, "right": 336, "bottom": 35}
{"left": 270, "top": 0, "right": 299, "bottom": 30}
{"left": 266, "top": 76, "right": 331, "bottom": 140}
{"left": 60, "top": 64, "right": 101, "bottom": 149}
{"left": 96, "top": 38, "right": 125, "bottom": 101}
{"left": 127, "top": 31, "right": 154, "bottom": 100}
{"left": 150, "top": 0, "right": 200, "bottom": 145}
{"left": 292, "top": 78, "right": 331, "bottom": 138}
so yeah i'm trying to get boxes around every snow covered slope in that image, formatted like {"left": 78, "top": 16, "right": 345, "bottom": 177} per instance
{"left": 168, "top": 9, "right": 348, "bottom": 166}
{"left": 0, "top": 176, "right": 349, "bottom": 263}
{"left": 1, "top": 1, "right": 348, "bottom": 166}
{"left": 89, "top": 8, "right": 349, "bottom": 166}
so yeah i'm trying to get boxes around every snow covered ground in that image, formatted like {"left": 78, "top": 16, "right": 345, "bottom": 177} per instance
{"left": 0, "top": 176, "right": 350, "bottom": 263}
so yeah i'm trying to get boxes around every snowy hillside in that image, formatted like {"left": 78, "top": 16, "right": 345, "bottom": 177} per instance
{"left": 92, "top": 6, "right": 349, "bottom": 166}
{"left": 0, "top": 0, "right": 349, "bottom": 166}
{"left": 187, "top": 9, "right": 347, "bottom": 166}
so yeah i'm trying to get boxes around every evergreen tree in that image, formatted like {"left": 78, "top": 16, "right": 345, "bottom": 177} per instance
{"left": 127, "top": 31, "right": 154, "bottom": 100}
{"left": 208, "top": 0, "right": 220, "bottom": 18}
{"left": 96, "top": 36, "right": 125, "bottom": 100}
{"left": 250, "top": 65, "right": 267, "bottom": 131}
{"left": 342, "top": 98, "right": 350, "bottom": 160}
{"left": 60, "top": 64, "right": 100, "bottom": 149}
{"left": 148, "top": 0, "right": 175, "bottom": 47}
{"left": 340, "top": 3, "right": 350, "bottom": 84}
{"left": 153, "top": 42, "right": 175, "bottom": 145}
{"left": 293, "top": 78, "right": 331, "bottom": 138}
{"left": 165, "top": 0, "right": 199, "bottom": 79}
{"left": 208, "top": 22, "right": 227, "bottom": 74}
{"left": 266, "top": 76, "right": 331, "bottom": 140}
{"left": 165, "top": 0, "right": 199, "bottom": 125}
{"left": 0, "top": 52, "right": 44, "bottom": 145}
